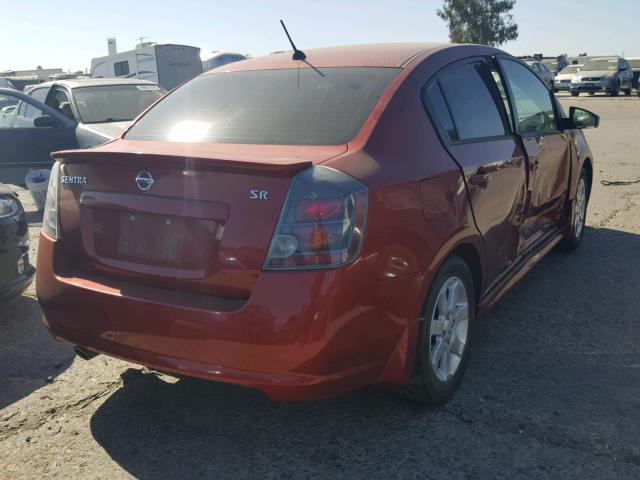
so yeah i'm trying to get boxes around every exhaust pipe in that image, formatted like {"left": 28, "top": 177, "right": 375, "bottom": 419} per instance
{"left": 74, "top": 345, "right": 99, "bottom": 361}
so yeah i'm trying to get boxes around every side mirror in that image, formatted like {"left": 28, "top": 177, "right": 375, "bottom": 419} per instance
{"left": 559, "top": 107, "right": 600, "bottom": 131}
{"left": 33, "top": 115, "right": 59, "bottom": 128}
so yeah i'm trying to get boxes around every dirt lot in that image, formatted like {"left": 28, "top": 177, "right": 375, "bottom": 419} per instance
{"left": 1, "top": 94, "right": 639, "bottom": 479}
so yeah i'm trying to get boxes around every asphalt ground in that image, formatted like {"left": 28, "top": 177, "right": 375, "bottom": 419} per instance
{"left": 1, "top": 93, "right": 639, "bottom": 479}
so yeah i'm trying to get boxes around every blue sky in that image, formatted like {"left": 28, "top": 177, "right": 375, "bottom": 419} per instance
{"left": 1, "top": 0, "right": 637, "bottom": 72}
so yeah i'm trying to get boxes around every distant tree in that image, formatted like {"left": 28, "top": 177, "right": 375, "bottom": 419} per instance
{"left": 36, "top": 65, "right": 43, "bottom": 70}
{"left": 437, "top": 0, "right": 519, "bottom": 47}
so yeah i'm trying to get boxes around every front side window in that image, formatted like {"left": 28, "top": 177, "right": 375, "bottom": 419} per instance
{"left": 0, "top": 95, "right": 49, "bottom": 129}
{"left": 499, "top": 59, "right": 557, "bottom": 135}
{"left": 125, "top": 67, "right": 399, "bottom": 145}
{"left": 425, "top": 61, "right": 507, "bottom": 142}
{"left": 0, "top": 94, "right": 20, "bottom": 128}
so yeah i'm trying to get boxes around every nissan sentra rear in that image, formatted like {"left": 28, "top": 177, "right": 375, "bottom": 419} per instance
{"left": 37, "top": 48, "right": 416, "bottom": 400}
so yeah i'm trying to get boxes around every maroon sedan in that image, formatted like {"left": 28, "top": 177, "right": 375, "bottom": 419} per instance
{"left": 36, "top": 43, "right": 598, "bottom": 404}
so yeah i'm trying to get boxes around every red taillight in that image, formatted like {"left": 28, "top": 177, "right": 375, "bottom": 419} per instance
{"left": 295, "top": 198, "right": 343, "bottom": 222}
{"left": 264, "top": 166, "right": 368, "bottom": 270}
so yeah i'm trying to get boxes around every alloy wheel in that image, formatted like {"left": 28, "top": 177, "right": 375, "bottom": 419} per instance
{"left": 573, "top": 178, "right": 587, "bottom": 238}
{"left": 429, "top": 277, "right": 469, "bottom": 382}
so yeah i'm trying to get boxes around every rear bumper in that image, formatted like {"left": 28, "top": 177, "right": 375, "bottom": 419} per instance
{"left": 571, "top": 81, "right": 616, "bottom": 93}
{"left": 554, "top": 82, "right": 572, "bottom": 91}
{"left": 36, "top": 233, "right": 424, "bottom": 400}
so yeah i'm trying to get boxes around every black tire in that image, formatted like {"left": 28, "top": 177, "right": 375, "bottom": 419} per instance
{"left": 394, "top": 256, "right": 476, "bottom": 406}
{"left": 611, "top": 83, "right": 620, "bottom": 96}
{"left": 624, "top": 87, "right": 632, "bottom": 96}
{"left": 561, "top": 168, "right": 590, "bottom": 250}
{"left": 571, "top": 91, "right": 579, "bottom": 97}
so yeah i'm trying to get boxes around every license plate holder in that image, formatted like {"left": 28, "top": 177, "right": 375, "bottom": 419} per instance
{"left": 117, "top": 211, "right": 181, "bottom": 262}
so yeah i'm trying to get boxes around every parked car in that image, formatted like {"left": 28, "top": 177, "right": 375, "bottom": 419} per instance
{"left": 26, "top": 78, "right": 165, "bottom": 147}
{"left": 571, "top": 57, "right": 634, "bottom": 96}
{"left": 541, "top": 57, "right": 568, "bottom": 75}
{"left": 37, "top": 43, "right": 599, "bottom": 405}
{"left": 627, "top": 57, "right": 640, "bottom": 89}
{"left": 0, "top": 79, "right": 165, "bottom": 184}
{"left": 525, "top": 60, "right": 555, "bottom": 89}
{"left": 0, "top": 183, "right": 34, "bottom": 301}
{"left": 554, "top": 64, "right": 582, "bottom": 92}
{"left": 0, "top": 88, "right": 77, "bottom": 184}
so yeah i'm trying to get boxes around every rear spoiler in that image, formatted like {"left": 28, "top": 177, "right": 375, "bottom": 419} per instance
{"left": 51, "top": 149, "right": 313, "bottom": 177}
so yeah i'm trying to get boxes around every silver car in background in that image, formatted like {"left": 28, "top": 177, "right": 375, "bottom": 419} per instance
{"left": 554, "top": 64, "right": 582, "bottom": 92}
{"left": 525, "top": 60, "right": 555, "bottom": 89}
{"left": 26, "top": 78, "right": 166, "bottom": 147}
{"left": 571, "top": 57, "right": 634, "bottom": 96}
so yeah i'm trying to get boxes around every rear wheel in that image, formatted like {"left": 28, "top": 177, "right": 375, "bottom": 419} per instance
{"left": 561, "top": 169, "right": 589, "bottom": 250}
{"left": 624, "top": 87, "right": 632, "bottom": 96}
{"left": 610, "top": 83, "right": 620, "bottom": 96}
{"left": 571, "top": 91, "right": 579, "bottom": 97}
{"left": 395, "top": 256, "right": 475, "bottom": 405}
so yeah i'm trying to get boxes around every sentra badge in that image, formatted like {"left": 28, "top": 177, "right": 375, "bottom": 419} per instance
{"left": 60, "top": 175, "right": 87, "bottom": 185}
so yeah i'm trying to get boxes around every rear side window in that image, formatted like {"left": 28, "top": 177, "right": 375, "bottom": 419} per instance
{"left": 423, "top": 84, "right": 458, "bottom": 141}
{"left": 425, "top": 61, "right": 507, "bottom": 142}
{"left": 125, "top": 67, "right": 399, "bottom": 145}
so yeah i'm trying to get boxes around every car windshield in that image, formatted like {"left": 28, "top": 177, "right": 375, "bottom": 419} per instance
{"left": 582, "top": 59, "right": 618, "bottom": 71}
{"left": 560, "top": 65, "right": 581, "bottom": 74}
{"left": 73, "top": 84, "right": 165, "bottom": 124}
{"left": 628, "top": 59, "right": 640, "bottom": 69}
{"left": 124, "top": 67, "right": 400, "bottom": 145}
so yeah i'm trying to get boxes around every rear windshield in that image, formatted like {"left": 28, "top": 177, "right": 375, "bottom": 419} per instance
{"left": 124, "top": 67, "right": 400, "bottom": 145}
{"left": 73, "top": 84, "right": 165, "bottom": 124}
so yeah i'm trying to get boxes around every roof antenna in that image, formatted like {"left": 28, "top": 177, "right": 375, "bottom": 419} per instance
{"left": 280, "top": 20, "right": 306, "bottom": 61}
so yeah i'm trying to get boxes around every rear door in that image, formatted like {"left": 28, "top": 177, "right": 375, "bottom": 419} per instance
{"left": 498, "top": 58, "right": 571, "bottom": 250}
{"left": 423, "top": 58, "right": 527, "bottom": 284}
{"left": 0, "top": 90, "right": 77, "bottom": 184}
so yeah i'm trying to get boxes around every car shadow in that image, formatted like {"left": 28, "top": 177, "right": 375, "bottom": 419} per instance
{"left": 0, "top": 294, "right": 74, "bottom": 410}
{"left": 89, "top": 226, "right": 640, "bottom": 478}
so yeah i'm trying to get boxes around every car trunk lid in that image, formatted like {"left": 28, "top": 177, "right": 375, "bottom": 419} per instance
{"left": 53, "top": 140, "right": 346, "bottom": 299}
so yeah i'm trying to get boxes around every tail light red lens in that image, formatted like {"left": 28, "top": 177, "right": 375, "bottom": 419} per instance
{"left": 42, "top": 161, "right": 60, "bottom": 239}
{"left": 264, "top": 166, "right": 368, "bottom": 270}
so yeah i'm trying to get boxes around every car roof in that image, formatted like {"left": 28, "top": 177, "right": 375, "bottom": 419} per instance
{"left": 30, "top": 78, "right": 159, "bottom": 89}
{"left": 207, "top": 42, "right": 449, "bottom": 73}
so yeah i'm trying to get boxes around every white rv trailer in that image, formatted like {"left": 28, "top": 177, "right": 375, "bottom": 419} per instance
{"left": 91, "top": 44, "right": 203, "bottom": 90}
{"left": 201, "top": 51, "right": 247, "bottom": 72}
